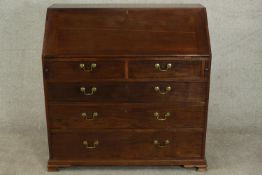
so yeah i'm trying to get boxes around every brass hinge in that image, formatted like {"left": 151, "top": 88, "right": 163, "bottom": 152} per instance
{"left": 43, "top": 67, "right": 49, "bottom": 78}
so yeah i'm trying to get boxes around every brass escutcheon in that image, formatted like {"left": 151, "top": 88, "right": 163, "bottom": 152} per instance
{"left": 154, "top": 63, "right": 172, "bottom": 71}
{"left": 154, "top": 112, "right": 171, "bottom": 121}
{"left": 154, "top": 86, "right": 172, "bottom": 95}
{"left": 79, "top": 63, "right": 96, "bottom": 72}
{"left": 80, "top": 86, "right": 97, "bottom": 96}
{"left": 81, "top": 112, "right": 98, "bottom": 120}
{"left": 153, "top": 139, "right": 170, "bottom": 147}
{"left": 83, "top": 140, "right": 99, "bottom": 149}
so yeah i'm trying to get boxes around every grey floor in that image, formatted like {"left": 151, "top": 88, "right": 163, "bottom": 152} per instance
{"left": 0, "top": 127, "right": 261, "bottom": 175}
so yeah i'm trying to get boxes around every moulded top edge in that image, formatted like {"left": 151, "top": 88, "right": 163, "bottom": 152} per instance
{"left": 42, "top": 54, "right": 211, "bottom": 59}
{"left": 48, "top": 4, "right": 206, "bottom": 9}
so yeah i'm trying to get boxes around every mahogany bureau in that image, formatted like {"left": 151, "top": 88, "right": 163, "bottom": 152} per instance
{"left": 42, "top": 4, "right": 211, "bottom": 172}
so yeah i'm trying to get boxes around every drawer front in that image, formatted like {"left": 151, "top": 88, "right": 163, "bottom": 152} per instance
{"left": 50, "top": 130, "right": 203, "bottom": 160}
{"left": 48, "top": 82, "right": 126, "bottom": 102}
{"left": 49, "top": 104, "right": 205, "bottom": 129}
{"left": 44, "top": 61, "right": 125, "bottom": 81}
{"left": 129, "top": 60, "right": 203, "bottom": 79}
{"left": 47, "top": 82, "right": 207, "bottom": 102}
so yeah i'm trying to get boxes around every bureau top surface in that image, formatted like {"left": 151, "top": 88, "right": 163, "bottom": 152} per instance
{"left": 43, "top": 4, "right": 211, "bottom": 58}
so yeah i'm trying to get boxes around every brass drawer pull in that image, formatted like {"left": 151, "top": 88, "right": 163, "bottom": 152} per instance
{"left": 83, "top": 140, "right": 99, "bottom": 149}
{"left": 154, "top": 112, "right": 170, "bottom": 121}
{"left": 154, "top": 86, "right": 171, "bottom": 95}
{"left": 80, "top": 63, "right": 96, "bottom": 72}
{"left": 81, "top": 112, "right": 98, "bottom": 120}
{"left": 80, "top": 86, "right": 97, "bottom": 96}
{"left": 154, "top": 140, "right": 170, "bottom": 147}
{"left": 155, "top": 63, "right": 172, "bottom": 71}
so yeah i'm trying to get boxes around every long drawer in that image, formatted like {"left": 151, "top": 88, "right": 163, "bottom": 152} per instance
{"left": 50, "top": 130, "right": 203, "bottom": 160}
{"left": 47, "top": 82, "right": 207, "bottom": 102}
{"left": 48, "top": 104, "right": 206, "bottom": 129}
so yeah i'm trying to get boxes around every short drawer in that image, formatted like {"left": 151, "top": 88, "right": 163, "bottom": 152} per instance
{"left": 47, "top": 82, "right": 207, "bottom": 103}
{"left": 49, "top": 104, "right": 206, "bottom": 129}
{"left": 129, "top": 60, "right": 203, "bottom": 79}
{"left": 50, "top": 130, "right": 203, "bottom": 160}
{"left": 44, "top": 61, "right": 125, "bottom": 81}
